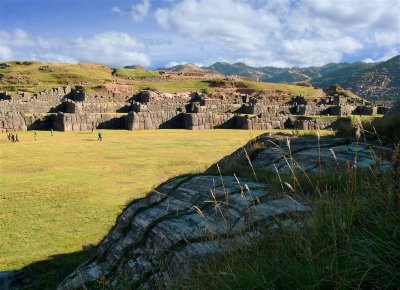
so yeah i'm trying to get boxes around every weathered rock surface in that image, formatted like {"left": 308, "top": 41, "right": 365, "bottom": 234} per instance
{"left": 0, "top": 271, "right": 31, "bottom": 290}
{"left": 58, "top": 175, "right": 309, "bottom": 289}
{"left": 208, "top": 133, "right": 392, "bottom": 174}
{"left": 254, "top": 135, "right": 392, "bottom": 173}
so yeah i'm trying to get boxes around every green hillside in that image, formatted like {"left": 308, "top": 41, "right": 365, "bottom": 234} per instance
{"left": 0, "top": 61, "right": 112, "bottom": 95}
{"left": 113, "top": 68, "right": 161, "bottom": 79}
{"left": 205, "top": 56, "right": 399, "bottom": 101}
{"left": 0, "top": 61, "right": 330, "bottom": 99}
{"left": 310, "top": 62, "right": 379, "bottom": 89}
{"left": 312, "top": 56, "right": 400, "bottom": 101}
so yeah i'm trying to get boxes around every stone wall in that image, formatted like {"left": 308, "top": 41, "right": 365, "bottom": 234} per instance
{"left": 235, "top": 114, "right": 286, "bottom": 130}
{"left": 0, "top": 112, "right": 27, "bottom": 131}
{"left": 64, "top": 100, "right": 129, "bottom": 114}
{"left": 126, "top": 111, "right": 182, "bottom": 130}
{"left": 53, "top": 113, "right": 127, "bottom": 131}
{"left": 353, "top": 105, "right": 378, "bottom": 116}
{"left": 181, "top": 112, "right": 235, "bottom": 130}
{"left": 293, "top": 117, "right": 338, "bottom": 130}
{"left": 0, "top": 85, "right": 388, "bottom": 132}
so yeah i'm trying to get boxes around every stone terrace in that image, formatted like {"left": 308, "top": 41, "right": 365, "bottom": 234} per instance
{"left": 0, "top": 85, "right": 387, "bottom": 132}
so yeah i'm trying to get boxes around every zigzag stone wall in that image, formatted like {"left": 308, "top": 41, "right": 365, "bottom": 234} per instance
{"left": 0, "top": 85, "right": 386, "bottom": 132}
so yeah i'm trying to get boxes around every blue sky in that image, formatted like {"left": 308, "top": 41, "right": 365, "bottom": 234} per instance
{"left": 0, "top": 0, "right": 399, "bottom": 68}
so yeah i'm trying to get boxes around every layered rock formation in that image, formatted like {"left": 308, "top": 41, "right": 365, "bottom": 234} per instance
{"left": 207, "top": 133, "right": 393, "bottom": 175}
{"left": 58, "top": 175, "right": 309, "bottom": 289}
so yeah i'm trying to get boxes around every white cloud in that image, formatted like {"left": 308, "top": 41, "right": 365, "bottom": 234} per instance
{"left": 72, "top": 31, "right": 150, "bottom": 66}
{"left": 373, "top": 31, "right": 400, "bottom": 47}
{"left": 155, "top": 9, "right": 170, "bottom": 30}
{"left": 165, "top": 60, "right": 188, "bottom": 68}
{"left": 363, "top": 58, "right": 375, "bottom": 63}
{"left": 155, "top": 0, "right": 400, "bottom": 67}
{"left": 0, "top": 28, "right": 151, "bottom": 67}
{"left": 155, "top": 0, "right": 279, "bottom": 51}
{"left": 30, "top": 53, "right": 78, "bottom": 64}
{"left": 111, "top": 6, "right": 122, "bottom": 14}
{"left": 378, "top": 48, "right": 400, "bottom": 61}
{"left": 1, "top": 0, "right": 399, "bottom": 68}
{"left": 0, "top": 28, "right": 34, "bottom": 48}
{"left": 131, "top": 0, "right": 151, "bottom": 22}
{"left": 0, "top": 46, "right": 12, "bottom": 60}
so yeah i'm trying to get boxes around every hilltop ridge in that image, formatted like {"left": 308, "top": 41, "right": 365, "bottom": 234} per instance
{"left": 202, "top": 56, "right": 399, "bottom": 101}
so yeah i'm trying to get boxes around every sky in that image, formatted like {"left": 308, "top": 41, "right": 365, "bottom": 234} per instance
{"left": 0, "top": 0, "right": 399, "bottom": 68}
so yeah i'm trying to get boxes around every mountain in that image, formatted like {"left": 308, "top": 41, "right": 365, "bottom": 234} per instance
{"left": 161, "top": 63, "right": 205, "bottom": 73}
{"left": 207, "top": 62, "right": 266, "bottom": 79}
{"left": 204, "top": 56, "right": 399, "bottom": 101}
{"left": 124, "top": 64, "right": 146, "bottom": 70}
{"left": 311, "top": 56, "right": 400, "bottom": 101}
{"left": 204, "top": 62, "right": 373, "bottom": 82}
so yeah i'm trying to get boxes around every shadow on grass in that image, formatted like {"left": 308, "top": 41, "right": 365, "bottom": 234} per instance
{"left": 18, "top": 248, "right": 96, "bottom": 290}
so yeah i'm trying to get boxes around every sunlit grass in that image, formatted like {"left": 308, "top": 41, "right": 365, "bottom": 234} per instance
{"left": 0, "top": 61, "right": 112, "bottom": 95}
{"left": 133, "top": 80, "right": 213, "bottom": 93}
{"left": 113, "top": 68, "right": 161, "bottom": 79}
{"left": 0, "top": 129, "right": 271, "bottom": 271}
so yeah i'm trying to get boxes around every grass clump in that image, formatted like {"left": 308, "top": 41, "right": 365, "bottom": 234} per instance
{"left": 178, "top": 139, "right": 400, "bottom": 289}
{"left": 365, "top": 114, "right": 400, "bottom": 143}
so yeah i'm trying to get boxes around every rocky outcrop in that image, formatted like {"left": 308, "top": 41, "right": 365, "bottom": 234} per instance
{"left": 53, "top": 133, "right": 393, "bottom": 289}
{"left": 58, "top": 175, "right": 309, "bottom": 289}
{"left": 208, "top": 133, "right": 392, "bottom": 174}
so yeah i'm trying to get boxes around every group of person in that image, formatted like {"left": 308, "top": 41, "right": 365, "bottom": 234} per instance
{"left": 6, "top": 131, "right": 19, "bottom": 142}
{"left": 4, "top": 129, "right": 104, "bottom": 142}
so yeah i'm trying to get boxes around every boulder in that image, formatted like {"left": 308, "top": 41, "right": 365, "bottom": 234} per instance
{"left": 58, "top": 175, "right": 309, "bottom": 289}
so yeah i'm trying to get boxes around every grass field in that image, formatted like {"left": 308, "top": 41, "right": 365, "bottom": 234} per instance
{"left": 0, "top": 129, "right": 273, "bottom": 272}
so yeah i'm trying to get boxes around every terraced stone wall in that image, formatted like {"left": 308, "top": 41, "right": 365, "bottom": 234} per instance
{"left": 0, "top": 85, "right": 386, "bottom": 132}
{"left": 53, "top": 113, "right": 127, "bottom": 131}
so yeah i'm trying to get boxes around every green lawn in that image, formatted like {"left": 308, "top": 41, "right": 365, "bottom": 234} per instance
{"left": 0, "top": 129, "right": 271, "bottom": 271}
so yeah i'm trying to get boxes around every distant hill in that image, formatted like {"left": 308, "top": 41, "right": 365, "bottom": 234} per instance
{"left": 1, "top": 57, "right": 398, "bottom": 101}
{"left": 124, "top": 64, "right": 146, "bottom": 70}
{"left": 0, "top": 61, "right": 112, "bottom": 95}
{"left": 204, "top": 62, "right": 355, "bottom": 82}
{"left": 162, "top": 64, "right": 205, "bottom": 73}
{"left": 311, "top": 56, "right": 400, "bottom": 101}
{"left": 204, "top": 56, "right": 400, "bottom": 101}
{"left": 207, "top": 62, "right": 266, "bottom": 79}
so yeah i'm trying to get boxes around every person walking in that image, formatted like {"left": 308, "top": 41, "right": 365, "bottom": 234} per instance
{"left": 51, "top": 128, "right": 54, "bottom": 136}
{"left": 15, "top": 134, "right": 19, "bottom": 142}
{"left": 34, "top": 132, "right": 37, "bottom": 141}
